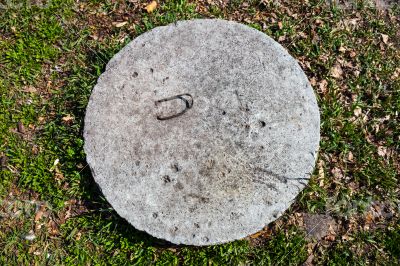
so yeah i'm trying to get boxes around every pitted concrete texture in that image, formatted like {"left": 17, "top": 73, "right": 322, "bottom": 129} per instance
{"left": 84, "top": 19, "right": 320, "bottom": 246}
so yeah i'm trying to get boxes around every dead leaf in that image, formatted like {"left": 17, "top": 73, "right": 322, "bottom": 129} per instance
{"left": 298, "top": 31, "right": 307, "bottom": 38}
{"left": 23, "top": 86, "right": 37, "bottom": 93}
{"left": 374, "top": 123, "right": 380, "bottom": 133}
{"left": 319, "top": 79, "right": 328, "bottom": 94}
{"left": 348, "top": 151, "right": 354, "bottom": 161}
{"left": 249, "top": 231, "right": 264, "bottom": 239}
{"left": 391, "top": 68, "right": 400, "bottom": 80}
{"left": 34, "top": 204, "right": 46, "bottom": 222}
{"left": 65, "top": 209, "right": 72, "bottom": 220}
{"left": 343, "top": 60, "right": 354, "bottom": 69}
{"left": 364, "top": 212, "right": 375, "bottom": 230}
{"left": 342, "top": 234, "right": 354, "bottom": 241}
{"left": 380, "top": 42, "right": 385, "bottom": 51}
{"left": 55, "top": 172, "right": 64, "bottom": 181}
{"left": 317, "top": 160, "right": 325, "bottom": 180}
{"left": 377, "top": 146, "right": 387, "bottom": 157}
{"left": 307, "top": 242, "right": 315, "bottom": 255}
{"left": 114, "top": 21, "right": 128, "bottom": 28}
{"left": 330, "top": 64, "right": 343, "bottom": 79}
{"left": 62, "top": 114, "right": 74, "bottom": 124}
{"left": 346, "top": 18, "right": 359, "bottom": 27}
{"left": 17, "top": 121, "right": 25, "bottom": 134}
{"left": 303, "top": 213, "right": 337, "bottom": 241}
{"left": 354, "top": 106, "right": 362, "bottom": 117}
{"left": 47, "top": 219, "right": 59, "bottom": 235}
{"left": 315, "top": 19, "right": 323, "bottom": 25}
{"left": 145, "top": 1, "right": 157, "bottom": 13}
{"left": 32, "top": 145, "right": 39, "bottom": 155}
{"left": 339, "top": 46, "right": 346, "bottom": 53}
{"left": 325, "top": 234, "right": 336, "bottom": 241}
{"left": 331, "top": 167, "right": 343, "bottom": 179}
{"left": 310, "top": 77, "right": 317, "bottom": 87}
{"left": 381, "top": 34, "right": 389, "bottom": 44}
{"left": 277, "top": 21, "right": 283, "bottom": 29}
{"left": 304, "top": 254, "right": 314, "bottom": 266}
{"left": 0, "top": 153, "right": 8, "bottom": 170}
{"left": 278, "top": 35, "right": 285, "bottom": 42}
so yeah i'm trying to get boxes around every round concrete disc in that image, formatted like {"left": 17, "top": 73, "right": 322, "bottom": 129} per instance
{"left": 84, "top": 19, "right": 320, "bottom": 246}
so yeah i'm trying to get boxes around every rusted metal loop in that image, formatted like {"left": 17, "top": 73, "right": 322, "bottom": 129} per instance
{"left": 155, "top": 93, "right": 193, "bottom": 120}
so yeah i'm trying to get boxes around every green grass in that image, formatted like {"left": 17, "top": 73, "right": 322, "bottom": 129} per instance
{"left": 0, "top": 0, "right": 399, "bottom": 265}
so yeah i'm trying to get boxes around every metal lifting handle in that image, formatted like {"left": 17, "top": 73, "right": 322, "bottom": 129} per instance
{"left": 155, "top": 93, "right": 193, "bottom": 120}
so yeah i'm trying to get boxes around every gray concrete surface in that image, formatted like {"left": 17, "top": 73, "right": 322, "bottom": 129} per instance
{"left": 84, "top": 19, "right": 320, "bottom": 245}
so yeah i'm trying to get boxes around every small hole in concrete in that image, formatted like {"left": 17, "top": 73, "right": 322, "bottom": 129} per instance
{"left": 200, "top": 197, "right": 209, "bottom": 203}
{"left": 194, "top": 223, "right": 200, "bottom": 228}
{"left": 150, "top": 68, "right": 154, "bottom": 73}
{"left": 175, "top": 181, "right": 184, "bottom": 190}
{"left": 259, "top": 121, "right": 266, "bottom": 127}
{"left": 222, "top": 110, "right": 226, "bottom": 115}
{"left": 172, "top": 163, "right": 180, "bottom": 172}
{"left": 153, "top": 212, "right": 158, "bottom": 218}
{"left": 163, "top": 175, "right": 171, "bottom": 183}
{"left": 132, "top": 72, "right": 138, "bottom": 77}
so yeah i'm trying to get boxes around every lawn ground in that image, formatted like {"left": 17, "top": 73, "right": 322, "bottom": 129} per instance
{"left": 0, "top": 0, "right": 399, "bottom": 265}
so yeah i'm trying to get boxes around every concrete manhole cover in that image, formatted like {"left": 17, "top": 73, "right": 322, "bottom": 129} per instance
{"left": 84, "top": 19, "right": 320, "bottom": 245}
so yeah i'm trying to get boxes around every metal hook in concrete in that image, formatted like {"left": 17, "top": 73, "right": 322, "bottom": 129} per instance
{"left": 155, "top": 93, "right": 193, "bottom": 120}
